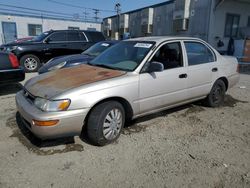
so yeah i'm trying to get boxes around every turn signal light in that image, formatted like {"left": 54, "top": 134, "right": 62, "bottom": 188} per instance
{"left": 33, "top": 120, "right": 59, "bottom": 126}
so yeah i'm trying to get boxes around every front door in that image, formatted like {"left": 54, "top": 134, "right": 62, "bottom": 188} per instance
{"left": 43, "top": 31, "right": 69, "bottom": 60}
{"left": 2, "top": 22, "right": 17, "bottom": 43}
{"left": 139, "top": 41, "right": 188, "bottom": 114}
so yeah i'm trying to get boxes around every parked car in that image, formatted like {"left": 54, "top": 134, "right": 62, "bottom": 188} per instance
{"left": 0, "top": 30, "right": 105, "bottom": 72}
{"left": 16, "top": 37, "right": 239, "bottom": 146}
{"left": 0, "top": 52, "right": 25, "bottom": 85}
{"left": 38, "top": 40, "right": 119, "bottom": 74}
{"left": 13, "top": 37, "right": 33, "bottom": 43}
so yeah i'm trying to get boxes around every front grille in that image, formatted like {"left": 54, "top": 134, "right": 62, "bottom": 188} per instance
{"left": 23, "top": 89, "right": 35, "bottom": 103}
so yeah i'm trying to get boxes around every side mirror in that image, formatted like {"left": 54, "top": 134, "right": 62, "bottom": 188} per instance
{"left": 44, "top": 38, "right": 51, "bottom": 43}
{"left": 147, "top": 61, "right": 164, "bottom": 73}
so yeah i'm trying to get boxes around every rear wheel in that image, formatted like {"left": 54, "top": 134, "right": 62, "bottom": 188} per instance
{"left": 87, "top": 101, "right": 125, "bottom": 146}
{"left": 20, "top": 54, "right": 41, "bottom": 72}
{"left": 204, "top": 79, "right": 226, "bottom": 107}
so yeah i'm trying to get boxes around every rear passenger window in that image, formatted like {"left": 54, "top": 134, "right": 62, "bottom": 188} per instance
{"left": 184, "top": 42, "right": 215, "bottom": 66}
{"left": 67, "top": 32, "right": 81, "bottom": 41}
{"left": 84, "top": 31, "right": 105, "bottom": 42}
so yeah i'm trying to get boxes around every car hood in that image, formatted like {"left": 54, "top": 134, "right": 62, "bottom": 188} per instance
{"left": 25, "top": 64, "right": 126, "bottom": 99}
{"left": 1, "top": 41, "right": 39, "bottom": 47}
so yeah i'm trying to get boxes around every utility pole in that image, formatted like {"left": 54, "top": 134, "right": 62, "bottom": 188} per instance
{"left": 115, "top": 2, "right": 121, "bottom": 39}
{"left": 93, "top": 9, "right": 100, "bottom": 22}
{"left": 83, "top": 9, "right": 89, "bottom": 22}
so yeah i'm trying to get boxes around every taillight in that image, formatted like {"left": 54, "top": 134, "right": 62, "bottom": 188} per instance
{"left": 8, "top": 53, "right": 19, "bottom": 68}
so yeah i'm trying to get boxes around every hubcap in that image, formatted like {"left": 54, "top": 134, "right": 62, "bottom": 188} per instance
{"left": 24, "top": 57, "right": 38, "bottom": 70}
{"left": 103, "top": 108, "right": 123, "bottom": 140}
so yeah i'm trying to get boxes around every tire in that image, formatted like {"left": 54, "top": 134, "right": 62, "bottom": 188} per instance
{"left": 87, "top": 101, "right": 125, "bottom": 146}
{"left": 20, "top": 54, "right": 41, "bottom": 72}
{"left": 204, "top": 79, "right": 226, "bottom": 107}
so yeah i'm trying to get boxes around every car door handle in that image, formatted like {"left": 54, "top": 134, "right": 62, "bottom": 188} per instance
{"left": 212, "top": 67, "right": 218, "bottom": 72}
{"left": 179, "top": 74, "right": 187, "bottom": 79}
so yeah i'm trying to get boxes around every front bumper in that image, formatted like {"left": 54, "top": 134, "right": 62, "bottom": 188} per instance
{"left": 15, "top": 91, "right": 90, "bottom": 139}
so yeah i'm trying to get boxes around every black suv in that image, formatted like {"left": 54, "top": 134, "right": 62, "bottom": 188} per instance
{"left": 0, "top": 30, "right": 105, "bottom": 72}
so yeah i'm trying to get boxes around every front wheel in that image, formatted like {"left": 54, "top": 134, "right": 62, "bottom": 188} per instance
{"left": 87, "top": 101, "right": 125, "bottom": 146}
{"left": 204, "top": 79, "right": 226, "bottom": 107}
{"left": 20, "top": 54, "right": 41, "bottom": 72}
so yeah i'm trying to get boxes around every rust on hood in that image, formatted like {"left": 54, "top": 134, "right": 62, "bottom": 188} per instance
{"left": 25, "top": 64, "right": 125, "bottom": 99}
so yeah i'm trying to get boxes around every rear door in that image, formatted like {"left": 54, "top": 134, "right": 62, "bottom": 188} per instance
{"left": 184, "top": 41, "right": 217, "bottom": 99}
{"left": 67, "top": 31, "right": 89, "bottom": 53}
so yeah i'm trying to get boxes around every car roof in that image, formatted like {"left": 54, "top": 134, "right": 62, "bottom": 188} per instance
{"left": 45, "top": 30, "right": 102, "bottom": 33}
{"left": 126, "top": 36, "right": 204, "bottom": 44}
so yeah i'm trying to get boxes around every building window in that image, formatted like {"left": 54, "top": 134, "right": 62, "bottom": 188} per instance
{"left": 68, "top": 26, "right": 80, "bottom": 30}
{"left": 248, "top": 16, "right": 250, "bottom": 27}
{"left": 28, "top": 24, "right": 42, "bottom": 36}
{"left": 224, "top": 14, "right": 240, "bottom": 38}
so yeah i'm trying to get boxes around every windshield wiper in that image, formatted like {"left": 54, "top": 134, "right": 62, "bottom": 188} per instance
{"left": 86, "top": 62, "right": 129, "bottom": 71}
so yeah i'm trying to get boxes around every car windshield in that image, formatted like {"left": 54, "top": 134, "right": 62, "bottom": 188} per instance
{"left": 31, "top": 32, "right": 50, "bottom": 42}
{"left": 82, "top": 42, "right": 114, "bottom": 57}
{"left": 89, "top": 41, "right": 155, "bottom": 71}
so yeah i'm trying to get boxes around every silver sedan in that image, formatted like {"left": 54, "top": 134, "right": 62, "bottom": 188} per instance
{"left": 16, "top": 37, "right": 239, "bottom": 145}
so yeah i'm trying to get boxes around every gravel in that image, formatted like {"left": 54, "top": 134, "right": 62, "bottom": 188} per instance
{"left": 0, "top": 73, "right": 249, "bottom": 188}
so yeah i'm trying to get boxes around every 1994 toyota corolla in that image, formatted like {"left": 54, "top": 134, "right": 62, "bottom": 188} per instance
{"left": 16, "top": 37, "right": 239, "bottom": 146}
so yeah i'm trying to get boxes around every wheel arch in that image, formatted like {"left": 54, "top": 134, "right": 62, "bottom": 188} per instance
{"left": 18, "top": 52, "right": 43, "bottom": 62}
{"left": 84, "top": 97, "right": 134, "bottom": 125}
{"left": 217, "top": 76, "right": 229, "bottom": 91}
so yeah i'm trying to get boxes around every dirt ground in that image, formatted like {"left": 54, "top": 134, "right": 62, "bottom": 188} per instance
{"left": 0, "top": 73, "right": 249, "bottom": 188}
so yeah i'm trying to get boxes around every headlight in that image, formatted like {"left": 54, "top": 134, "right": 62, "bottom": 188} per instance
{"left": 5, "top": 46, "right": 18, "bottom": 52}
{"left": 34, "top": 98, "right": 71, "bottom": 112}
{"left": 48, "top": 61, "right": 67, "bottom": 71}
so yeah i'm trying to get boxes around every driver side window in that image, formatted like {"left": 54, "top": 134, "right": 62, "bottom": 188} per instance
{"left": 152, "top": 42, "right": 183, "bottom": 70}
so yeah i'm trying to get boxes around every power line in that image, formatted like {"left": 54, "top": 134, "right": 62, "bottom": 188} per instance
{"left": 0, "top": 8, "right": 101, "bottom": 22}
{"left": 47, "top": 0, "right": 116, "bottom": 13}
{"left": 93, "top": 9, "right": 100, "bottom": 22}
{"left": 0, "top": 4, "right": 103, "bottom": 20}
{"left": 0, "top": 3, "right": 76, "bottom": 17}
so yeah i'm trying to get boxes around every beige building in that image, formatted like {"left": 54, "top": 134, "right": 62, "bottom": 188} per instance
{"left": 0, "top": 13, "right": 101, "bottom": 44}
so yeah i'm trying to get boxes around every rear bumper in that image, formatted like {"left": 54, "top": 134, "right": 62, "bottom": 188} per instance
{"left": 0, "top": 67, "right": 25, "bottom": 84}
{"left": 15, "top": 91, "right": 89, "bottom": 140}
{"left": 228, "top": 73, "right": 240, "bottom": 89}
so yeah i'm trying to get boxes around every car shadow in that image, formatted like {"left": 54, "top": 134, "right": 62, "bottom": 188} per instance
{"left": 13, "top": 113, "right": 84, "bottom": 155}
{"left": 129, "top": 104, "right": 192, "bottom": 126}
{"left": 0, "top": 83, "right": 23, "bottom": 96}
